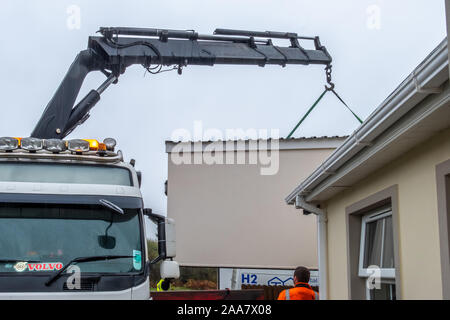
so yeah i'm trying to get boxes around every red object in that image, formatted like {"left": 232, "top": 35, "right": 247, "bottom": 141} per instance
{"left": 151, "top": 289, "right": 264, "bottom": 300}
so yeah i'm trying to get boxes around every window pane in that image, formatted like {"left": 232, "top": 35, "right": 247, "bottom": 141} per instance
{"left": 363, "top": 219, "right": 383, "bottom": 268}
{"left": 382, "top": 216, "right": 395, "bottom": 268}
{"left": 369, "top": 283, "right": 396, "bottom": 300}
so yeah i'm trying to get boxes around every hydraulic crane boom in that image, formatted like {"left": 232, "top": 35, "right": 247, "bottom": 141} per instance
{"left": 31, "top": 27, "right": 332, "bottom": 139}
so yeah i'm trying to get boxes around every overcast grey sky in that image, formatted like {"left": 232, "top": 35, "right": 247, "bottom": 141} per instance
{"left": 0, "top": 0, "right": 446, "bottom": 217}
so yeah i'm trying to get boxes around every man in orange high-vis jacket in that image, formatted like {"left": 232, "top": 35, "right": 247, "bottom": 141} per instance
{"left": 278, "top": 266, "right": 319, "bottom": 300}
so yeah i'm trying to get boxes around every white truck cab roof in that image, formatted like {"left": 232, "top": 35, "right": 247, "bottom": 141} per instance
{"left": 0, "top": 137, "right": 143, "bottom": 205}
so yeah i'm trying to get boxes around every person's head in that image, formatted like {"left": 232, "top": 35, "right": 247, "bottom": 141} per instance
{"left": 293, "top": 266, "right": 310, "bottom": 284}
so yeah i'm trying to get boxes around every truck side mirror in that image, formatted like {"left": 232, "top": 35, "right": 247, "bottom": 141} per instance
{"left": 160, "top": 260, "right": 180, "bottom": 280}
{"left": 143, "top": 208, "right": 177, "bottom": 262}
{"left": 164, "top": 218, "right": 176, "bottom": 259}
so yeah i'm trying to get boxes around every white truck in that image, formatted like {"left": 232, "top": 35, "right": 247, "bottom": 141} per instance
{"left": 1, "top": 27, "right": 331, "bottom": 299}
{"left": 0, "top": 137, "right": 179, "bottom": 299}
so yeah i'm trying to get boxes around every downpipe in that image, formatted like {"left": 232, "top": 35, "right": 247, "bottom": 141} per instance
{"left": 296, "top": 195, "right": 328, "bottom": 300}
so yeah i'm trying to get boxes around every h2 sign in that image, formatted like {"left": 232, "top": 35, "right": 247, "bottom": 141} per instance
{"left": 241, "top": 272, "right": 294, "bottom": 286}
{"left": 241, "top": 273, "right": 258, "bottom": 285}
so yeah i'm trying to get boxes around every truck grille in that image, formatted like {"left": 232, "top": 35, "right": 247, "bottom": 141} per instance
{"left": 63, "top": 279, "right": 96, "bottom": 291}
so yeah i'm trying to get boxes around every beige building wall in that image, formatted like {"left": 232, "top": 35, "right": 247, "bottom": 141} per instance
{"left": 167, "top": 140, "right": 342, "bottom": 269}
{"left": 325, "top": 127, "right": 450, "bottom": 299}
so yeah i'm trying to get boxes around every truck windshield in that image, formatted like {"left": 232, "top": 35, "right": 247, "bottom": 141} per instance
{"left": 0, "top": 203, "right": 143, "bottom": 274}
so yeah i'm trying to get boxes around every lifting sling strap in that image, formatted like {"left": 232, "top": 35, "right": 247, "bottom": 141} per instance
{"left": 286, "top": 65, "right": 363, "bottom": 139}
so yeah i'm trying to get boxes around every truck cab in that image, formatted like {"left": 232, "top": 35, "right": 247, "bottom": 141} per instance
{"left": 0, "top": 137, "right": 179, "bottom": 299}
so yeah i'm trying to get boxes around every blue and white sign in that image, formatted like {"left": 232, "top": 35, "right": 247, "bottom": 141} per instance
{"left": 219, "top": 268, "right": 319, "bottom": 289}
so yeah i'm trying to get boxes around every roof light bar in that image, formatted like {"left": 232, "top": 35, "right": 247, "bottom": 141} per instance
{"left": 0, "top": 137, "right": 116, "bottom": 155}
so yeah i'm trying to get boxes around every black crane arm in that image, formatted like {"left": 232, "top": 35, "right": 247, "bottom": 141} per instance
{"left": 31, "top": 27, "right": 332, "bottom": 139}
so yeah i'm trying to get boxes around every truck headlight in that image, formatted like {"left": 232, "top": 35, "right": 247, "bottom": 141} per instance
{"left": 21, "top": 137, "right": 44, "bottom": 152}
{"left": 0, "top": 137, "right": 20, "bottom": 151}
{"left": 44, "top": 139, "right": 67, "bottom": 153}
{"left": 68, "top": 139, "right": 90, "bottom": 153}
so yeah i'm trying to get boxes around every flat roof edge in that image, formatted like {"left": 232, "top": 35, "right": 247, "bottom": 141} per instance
{"left": 165, "top": 136, "right": 347, "bottom": 153}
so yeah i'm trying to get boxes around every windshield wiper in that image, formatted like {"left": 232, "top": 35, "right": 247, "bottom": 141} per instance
{"left": 45, "top": 255, "right": 133, "bottom": 286}
{"left": 99, "top": 199, "right": 124, "bottom": 215}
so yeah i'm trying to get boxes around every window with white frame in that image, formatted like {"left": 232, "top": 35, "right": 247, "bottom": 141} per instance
{"left": 359, "top": 206, "right": 396, "bottom": 300}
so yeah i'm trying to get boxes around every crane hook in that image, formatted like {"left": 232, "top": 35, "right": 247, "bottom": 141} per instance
{"left": 324, "top": 64, "right": 335, "bottom": 91}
